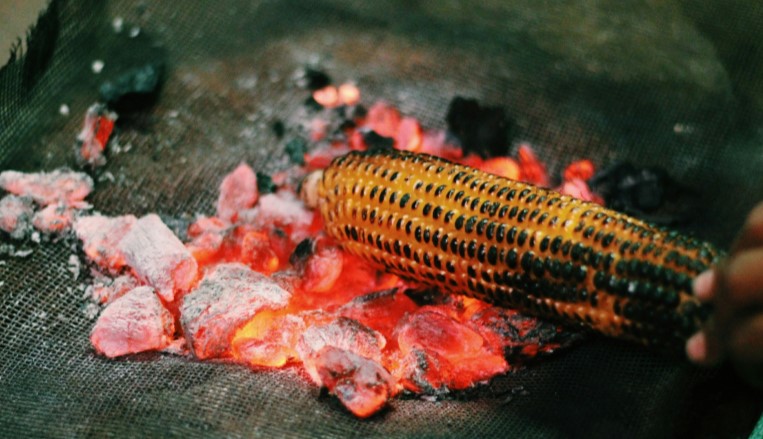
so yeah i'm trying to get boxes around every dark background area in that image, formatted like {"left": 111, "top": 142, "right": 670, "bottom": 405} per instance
{"left": 1, "top": 1, "right": 762, "bottom": 437}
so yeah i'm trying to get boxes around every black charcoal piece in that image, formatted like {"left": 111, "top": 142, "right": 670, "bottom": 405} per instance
{"left": 289, "top": 238, "right": 315, "bottom": 266}
{"left": 299, "top": 68, "right": 332, "bottom": 90}
{"left": 285, "top": 137, "right": 307, "bottom": 165}
{"left": 362, "top": 130, "right": 394, "bottom": 151}
{"left": 99, "top": 62, "right": 164, "bottom": 112}
{"left": 590, "top": 162, "right": 694, "bottom": 225}
{"left": 256, "top": 172, "right": 276, "bottom": 194}
{"left": 445, "top": 97, "right": 513, "bottom": 158}
{"left": 271, "top": 120, "right": 285, "bottom": 138}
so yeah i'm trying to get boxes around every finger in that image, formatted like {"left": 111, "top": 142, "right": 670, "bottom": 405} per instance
{"left": 686, "top": 329, "right": 724, "bottom": 366}
{"left": 686, "top": 332, "right": 709, "bottom": 364}
{"left": 722, "top": 248, "right": 763, "bottom": 307}
{"left": 730, "top": 201, "right": 763, "bottom": 254}
{"left": 727, "top": 314, "right": 763, "bottom": 364}
{"left": 692, "top": 269, "right": 716, "bottom": 302}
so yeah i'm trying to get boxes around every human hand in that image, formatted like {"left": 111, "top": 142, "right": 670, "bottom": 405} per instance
{"left": 686, "top": 202, "right": 763, "bottom": 387}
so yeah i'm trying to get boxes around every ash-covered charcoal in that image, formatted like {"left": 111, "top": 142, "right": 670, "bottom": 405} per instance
{"left": 87, "top": 274, "right": 140, "bottom": 305}
{"left": 0, "top": 169, "right": 93, "bottom": 207}
{"left": 74, "top": 214, "right": 137, "bottom": 272}
{"left": 396, "top": 309, "right": 508, "bottom": 392}
{"left": 590, "top": 162, "right": 694, "bottom": 224}
{"left": 0, "top": 195, "right": 34, "bottom": 239}
{"left": 297, "top": 317, "right": 386, "bottom": 384}
{"left": 90, "top": 286, "right": 175, "bottom": 358}
{"left": 217, "top": 163, "right": 258, "bottom": 223}
{"left": 239, "top": 231, "right": 280, "bottom": 274}
{"left": 119, "top": 214, "right": 198, "bottom": 302}
{"left": 185, "top": 216, "right": 228, "bottom": 265}
{"left": 314, "top": 346, "right": 396, "bottom": 418}
{"left": 99, "top": 62, "right": 164, "bottom": 112}
{"left": 285, "top": 137, "right": 308, "bottom": 165}
{"left": 180, "top": 263, "right": 291, "bottom": 360}
{"left": 255, "top": 172, "right": 277, "bottom": 195}
{"left": 76, "top": 103, "right": 117, "bottom": 167}
{"left": 361, "top": 130, "right": 395, "bottom": 151}
{"left": 239, "top": 191, "right": 314, "bottom": 232}
{"left": 296, "top": 67, "right": 332, "bottom": 91}
{"left": 31, "top": 203, "right": 75, "bottom": 234}
{"left": 445, "top": 97, "right": 513, "bottom": 158}
{"left": 301, "top": 246, "right": 344, "bottom": 293}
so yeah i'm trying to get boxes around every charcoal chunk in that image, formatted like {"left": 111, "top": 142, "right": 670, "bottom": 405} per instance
{"left": 299, "top": 68, "right": 332, "bottom": 90}
{"left": 445, "top": 97, "right": 513, "bottom": 158}
{"left": 99, "top": 62, "right": 164, "bottom": 112}
{"left": 362, "top": 130, "right": 394, "bottom": 151}
{"left": 590, "top": 162, "right": 694, "bottom": 224}
{"left": 90, "top": 286, "right": 174, "bottom": 358}
{"left": 181, "top": 263, "right": 291, "bottom": 359}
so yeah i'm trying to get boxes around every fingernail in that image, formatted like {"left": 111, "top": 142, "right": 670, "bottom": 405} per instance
{"left": 686, "top": 332, "right": 707, "bottom": 363}
{"left": 693, "top": 270, "right": 715, "bottom": 301}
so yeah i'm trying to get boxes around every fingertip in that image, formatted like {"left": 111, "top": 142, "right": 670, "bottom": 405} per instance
{"left": 686, "top": 332, "right": 708, "bottom": 364}
{"left": 693, "top": 269, "right": 715, "bottom": 301}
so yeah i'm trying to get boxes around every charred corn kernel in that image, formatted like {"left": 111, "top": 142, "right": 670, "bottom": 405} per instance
{"left": 303, "top": 150, "right": 721, "bottom": 349}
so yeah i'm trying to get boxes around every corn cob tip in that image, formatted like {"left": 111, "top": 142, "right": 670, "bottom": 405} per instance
{"left": 299, "top": 170, "right": 323, "bottom": 209}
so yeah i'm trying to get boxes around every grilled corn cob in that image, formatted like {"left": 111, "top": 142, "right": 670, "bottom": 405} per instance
{"left": 300, "top": 150, "right": 721, "bottom": 349}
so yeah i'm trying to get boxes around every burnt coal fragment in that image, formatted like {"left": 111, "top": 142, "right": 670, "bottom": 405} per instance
{"left": 289, "top": 238, "right": 315, "bottom": 266}
{"left": 271, "top": 120, "right": 285, "bottom": 138}
{"left": 99, "top": 62, "right": 164, "bottom": 113}
{"left": 590, "top": 162, "right": 695, "bottom": 225}
{"left": 256, "top": 172, "right": 277, "bottom": 194}
{"left": 403, "top": 288, "right": 448, "bottom": 306}
{"left": 285, "top": 137, "right": 307, "bottom": 165}
{"left": 362, "top": 130, "right": 394, "bottom": 151}
{"left": 298, "top": 68, "right": 332, "bottom": 91}
{"left": 446, "top": 97, "right": 513, "bottom": 158}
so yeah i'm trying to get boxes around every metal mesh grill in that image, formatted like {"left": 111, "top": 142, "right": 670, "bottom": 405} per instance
{"left": 1, "top": 1, "right": 762, "bottom": 437}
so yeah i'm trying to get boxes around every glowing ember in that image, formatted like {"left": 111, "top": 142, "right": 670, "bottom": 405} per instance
{"left": 90, "top": 286, "right": 174, "bottom": 358}
{"left": 0, "top": 195, "right": 34, "bottom": 239}
{"left": 314, "top": 346, "right": 396, "bottom": 418}
{"left": 60, "top": 84, "right": 605, "bottom": 418}
{"left": 217, "top": 162, "right": 258, "bottom": 222}
{"left": 119, "top": 214, "right": 198, "bottom": 302}
{"left": 77, "top": 103, "right": 117, "bottom": 167}
{"left": 312, "top": 85, "right": 340, "bottom": 108}
{"left": 31, "top": 203, "right": 75, "bottom": 234}
{"left": 397, "top": 308, "right": 509, "bottom": 392}
{"left": 180, "top": 263, "right": 290, "bottom": 360}
{"left": 74, "top": 214, "right": 137, "bottom": 272}
{"left": 0, "top": 169, "right": 93, "bottom": 207}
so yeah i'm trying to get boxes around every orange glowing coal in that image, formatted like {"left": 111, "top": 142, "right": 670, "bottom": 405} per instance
{"left": 83, "top": 84, "right": 597, "bottom": 418}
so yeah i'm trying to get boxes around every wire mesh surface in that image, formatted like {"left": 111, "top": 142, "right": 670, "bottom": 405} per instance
{"left": 1, "top": 1, "right": 762, "bottom": 437}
